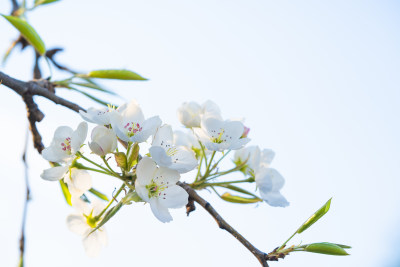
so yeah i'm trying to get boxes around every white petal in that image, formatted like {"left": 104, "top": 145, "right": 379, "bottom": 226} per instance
{"left": 41, "top": 145, "right": 69, "bottom": 162}
{"left": 152, "top": 124, "right": 173, "bottom": 147}
{"left": 89, "top": 141, "right": 105, "bottom": 156}
{"left": 109, "top": 112, "right": 130, "bottom": 142}
{"left": 229, "top": 137, "right": 251, "bottom": 150}
{"left": 169, "top": 147, "right": 198, "bottom": 173}
{"left": 68, "top": 168, "right": 92, "bottom": 195}
{"left": 136, "top": 157, "right": 158, "bottom": 185}
{"left": 261, "top": 149, "right": 275, "bottom": 166}
{"left": 120, "top": 99, "right": 145, "bottom": 123}
{"left": 135, "top": 184, "right": 150, "bottom": 202}
{"left": 159, "top": 185, "right": 188, "bottom": 209}
{"left": 66, "top": 214, "right": 88, "bottom": 235}
{"left": 82, "top": 228, "right": 107, "bottom": 257}
{"left": 223, "top": 120, "right": 244, "bottom": 141}
{"left": 260, "top": 191, "right": 289, "bottom": 207}
{"left": 40, "top": 166, "right": 68, "bottom": 181}
{"left": 255, "top": 167, "right": 273, "bottom": 192}
{"left": 71, "top": 122, "right": 88, "bottom": 153}
{"left": 53, "top": 126, "right": 73, "bottom": 142}
{"left": 132, "top": 116, "right": 162, "bottom": 143}
{"left": 149, "top": 198, "right": 173, "bottom": 223}
{"left": 149, "top": 146, "right": 172, "bottom": 167}
{"left": 156, "top": 166, "right": 180, "bottom": 185}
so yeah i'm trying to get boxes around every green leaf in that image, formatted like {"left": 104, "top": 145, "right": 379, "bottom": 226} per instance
{"left": 71, "top": 82, "right": 117, "bottom": 95}
{"left": 122, "top": 190, "right": 142, "bottom": 204}
{"left": 68, "top": 87, "right": 109, "bottom": 106}
{"left": 127, "top": 143, "right": 139, "bottom": 170}
{"left": 89, "top": 188, "right": 109, "bottom": 201}
{"left": 221, "top": 192, "right": 262, "bottom": 204}
{"left": 82, "top": 69, "right": 148, "bottom": 80}
{"left": 297, "top": 198, "right": 332, "bottom": 234}
{"left": 114, "top": 152, "right": 127, "bottom": 170}
{"left": 303, "top": 242, "right": 350, "bottom": 256}
{"left": 1, "top": 15, "right": 46, "bottom": 55}
{"left": 34, "top": 0, "right": 60, "bottom": 6}
{"left": 217, "top": 184, "right": 260, "bottom": 198}
{"left": 59, "top": 180, "right": 72, "bottom": 206}
{"left": 89, "top": 202, "right": 123, "bottom": 235}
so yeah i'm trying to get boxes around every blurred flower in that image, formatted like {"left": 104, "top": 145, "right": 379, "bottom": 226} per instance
{"left": 66, "top": 198, "right": 107, "bottom": 257}
{"left": 135, "top": 157, "right": 188, "bottom": 223}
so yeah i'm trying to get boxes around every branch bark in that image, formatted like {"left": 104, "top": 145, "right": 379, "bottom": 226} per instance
{"left": 178, "top": 182, "right": 270, "bottom": 267}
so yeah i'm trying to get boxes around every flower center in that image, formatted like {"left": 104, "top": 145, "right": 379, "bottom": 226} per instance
{"left": 211, "top": 129, "right": 225, "bottom": 144}
{"left": 61, "top": 137, "right": 72, "bottom": 154}
{"left": 166, "top": 147, "right": 178, "bottom": 156}
{"left": 124, "top": 122, "right": 143, "bottom": 137}
{"left": 146, "top": 179, "right": 169, "bottom": 199}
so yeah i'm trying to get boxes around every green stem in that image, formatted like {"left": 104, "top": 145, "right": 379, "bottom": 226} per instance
{"left": 77, "top": 152, "right": 110, "bottom": 173}
{"left": 204, "top": 151, "right": 216, "bottom": 178}
{"left": 278, "top": 231, "right": 298, "bottom": 251}
{"left": 194, "top": 154, "right": 204, "bottom": 182}
{"left": 102, "top": 156, "right": 119, "bottom": 175}
{"left": 199, "top": 178, "right": 254, "bottom": 188}
{"left": 74, "top": 164, "right": 111, "bottom": 176}
{"left": 95, "top": 183, "right": 125, "bottom": 220}
{"left": 210, "top": 150, "right": 231, "bottom": 172}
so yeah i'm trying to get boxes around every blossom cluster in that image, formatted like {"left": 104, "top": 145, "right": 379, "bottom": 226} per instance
{"left": 40, "top": 99, "right": 288, "bottom": 256}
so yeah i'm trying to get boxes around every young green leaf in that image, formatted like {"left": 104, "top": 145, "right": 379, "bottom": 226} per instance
{"left": 71, "top": 82, "right": 117, "bottom": 95}
{"left": 34, "top": 0, "right": 61, "bottom": 7}
{"left": 297, "top": 198, "right": 332, "bottom": 234}
{"left": 68, "top": 87, "right": 109, "bottom": 106}
{"left": 114, "top": 152, "right": 128, "bottom": 170}
{"left": 127, "top": 143, "right": 140, "bottom": 170}
{"left": 217, "top": 184, "right": 260, "bottom": 198}
{"left": 89, "top": 188, "right": 109, "bottom": 201}
{"left": 221, "top": 192, "right": 262, "bottom": 204}
{"left": 1, "top": 15, "right": 46, "bottom": 55}
{"left": 59, "top": 180, "right": 72, "bottom": 206}
{"left": 83, "top": 69, "right": 147, "bottom": 80}
{"left": 302, "top": 242, "right": 350, "bottom": 256}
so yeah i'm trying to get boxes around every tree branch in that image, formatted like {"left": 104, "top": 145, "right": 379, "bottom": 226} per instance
{"left": 178, "top": 182, "right": 270, "bottom": 267}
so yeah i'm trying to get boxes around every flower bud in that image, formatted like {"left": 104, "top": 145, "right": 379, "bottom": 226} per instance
{"left": 177, "top": 101, "right": 202, "bottom": 127}
{"left": 89, "top": 125, "right": 117, "bottom": 156}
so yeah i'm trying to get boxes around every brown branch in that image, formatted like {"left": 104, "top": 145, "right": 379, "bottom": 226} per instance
{"left": 19, "top": 128, "right": 31, "bottom": 267}
{"left": 10, "top": 0, "right": 19, "bottom": 15}
{"left": 178, "top": 182, "right": 269, "bottom": 267}
{"left": 0, "top": 71, "right": 85, "bottom": 153}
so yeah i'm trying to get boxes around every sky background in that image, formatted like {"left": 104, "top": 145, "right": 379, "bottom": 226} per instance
{"left": 1, "top": 0, "right": 400, "bottom": 267}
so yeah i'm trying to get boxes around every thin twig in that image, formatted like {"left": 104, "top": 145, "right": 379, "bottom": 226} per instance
{"left": 19, "top": 127, "right": 31, "bottom": 267}
{"left": 178, "top": 182, "right": 269, "bottom": 267}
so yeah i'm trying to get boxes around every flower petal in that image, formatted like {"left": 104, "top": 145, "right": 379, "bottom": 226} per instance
{"left": 136, "top": 157, "right": 158, "bottom": 185}
{"left": 149, "top": 198, "right": 173, "bottom": 223}
{"left": 152, "top": 124, "right": 173, "bottom": 147}
{"left": 71, "top": 122, "right": 88, "bottom": 153}
{"left": 40, "top": 166, "right": 68, "bottom": 181}
{"left": 66, "top": 214, "right": 88, "bottom": 235}
{"left": 82, "top": 228, "right": 107, "bottom": 257}
{"left": 159, "top": 185, "right": 188, "bottom": 209}
{"left": 260, "top": 191, "right": 289, "bottom": 207}
{"left": 149, "top": 146, "right": 172, "bottom": 167}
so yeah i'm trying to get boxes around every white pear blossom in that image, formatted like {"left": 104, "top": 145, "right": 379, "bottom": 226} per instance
{"left": 89, "top": 125, "right": 118, "bottom": 156}
{"left": 177, "top": 100, "right": 222, "bottom": 128}
{"left": 42, "top": 122, "right": 88, "bottom": 163}
{"left": 193, "top": 117, "right": 250, "bottom": 151}
{"left": 79, "top": 104, "right": 127, "bottom": 126}
{"left": 135, "top": 157, "right": 189, "bottom": 223}
{"left": 110, "top": 99, "right": 161, "bottom": 143}
{"left": 40, "top": 167, "right": 92, "bottom": 197}
{"left": 149, "top": 125, "right": 198, "bottom": 173}
{"left": 260, "top": 148, "right": 275, "bottom": 167}
{"left": 66, "top": 198, "right": 107, "bottom": 257}
{"left": 255, "top": 167, "right": 289, "bottom": 207}
{"left": 233, "top": 146, "right": 261, "bottom": 174}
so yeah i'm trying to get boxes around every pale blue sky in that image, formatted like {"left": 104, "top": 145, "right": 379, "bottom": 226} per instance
{"left": 0, "top": 1, "right": 399, "bottom": 267}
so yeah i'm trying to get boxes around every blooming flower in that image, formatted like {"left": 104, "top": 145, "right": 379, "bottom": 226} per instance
{"left": 173, "top": 130, "right": 204, "bottom": 158}
{"left": 135, "top": 157, "right": 189, "bottom": 223}
{"left": 89, "top": 125, "right": 118, "bottom": 156}
{"left": 110, "top": 99, "right": 161, "bottom": 143}
{"left": 79, "top": 104, "right": 126, "bottom": 126}
{"left": 177, "top": 100, "right": 222, "bottom": 128}
{"left": 255, "top": 167, "right": 289, "bottom": 207}
{"left": 41, "top": 167, "right": 92, "bottom": 198}
{"left": 233, "top": 146, "right": 261, "bottom": 174}
{"left": 66, "top": 198, "right": 107, "bottom": 257}
{"left": 42, "top": 122, "right": 88, "bottom": 163}
{"left": 149, "top": 125, "right": 198, "bottom": 173}
{"left": 193, "top": 117, "right": 250, "bottom": 151}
